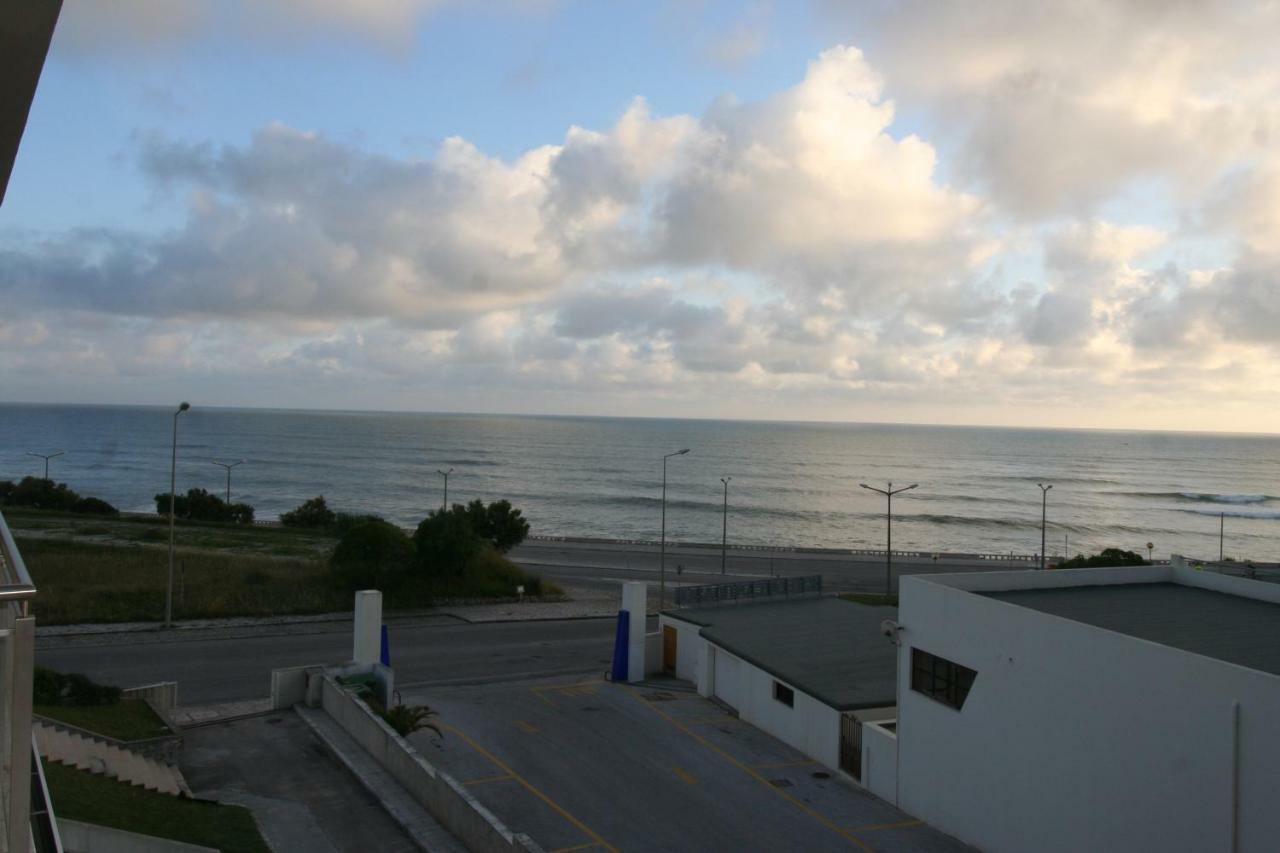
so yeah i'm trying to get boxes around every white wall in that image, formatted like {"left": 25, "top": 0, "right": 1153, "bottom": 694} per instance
{"left": 861, "top": 722, "right": 897, "bottom": 804}
{"left": 659, "top": 616, "right": 704, "bottom": 686}
{"left": 897, "top": 575, "right": 1280, "bottom": 853}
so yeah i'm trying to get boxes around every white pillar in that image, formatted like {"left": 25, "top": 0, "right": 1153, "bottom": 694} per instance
{"left": 622, "top": 581, "right": 647, "bottom": 682}
{"left": 353, "top": 590, "right": 382, "bottom": 665}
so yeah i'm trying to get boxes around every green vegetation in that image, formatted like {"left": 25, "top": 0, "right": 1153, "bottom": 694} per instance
{"left": 34, "top": 667, "right": 121, "bottom": 707}
{"left": 19, "top": 538, "right": 344, "bottom": 624}
{"left": 35, "top": 699, "right": 170, "bottom": 741}
{"left": 461, "top": 499, "right": 530, "bottom": 553}
{"left": 0, "top": 477, "right": 118, "bottom": 515}
{"left": 155, "top": 487, "right": 255, "bottom": 525}
{"left": 43, "top": 762, "right": 270, "bottom": 853}
{"left": 329, "top": 518, "right": 414, "bottom": 590}
{"left": 371, "top": 700, "right": 442, "bottom": 738}
{"left": 280, "top": 494, "right": 337, "bottom": 528}
{"left": 1056, "top": 547, "right": 1149, "bottom": 569}
{"left": 840, "top": 592, "right": 899, "bottom": 607}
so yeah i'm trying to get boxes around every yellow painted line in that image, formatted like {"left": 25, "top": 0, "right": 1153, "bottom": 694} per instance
{"left": 549, "top": 843, "right": 604, "bottom": 853}
{"left": 531, "top": 679, "right": 603, "bottom": 693}
{"left": 671, "top": 765, "right": 697, "bottom": 785}
{"left": 850, "top": 819, "right": 923, "bottom": 832}
{"left": 440, "top": 723, "right": 618, "bottom": 853}
{"left": 624, "top": 687, "right": 876, "bottom": 853}
{"left": 515, "top": 720, "right": 540, "bottom": 734}
{"left": 681, "top": 715, "right": 743, "bottom": 725}
{"left": 753, "top": 759, "right": 819, "bottom": 770}
{"left": 462, "top": 774, "right": 515, "bottom": 786}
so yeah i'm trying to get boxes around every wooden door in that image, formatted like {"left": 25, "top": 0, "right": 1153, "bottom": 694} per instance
{"left": 662, "top": 626, "right": 677, "bottom": 673}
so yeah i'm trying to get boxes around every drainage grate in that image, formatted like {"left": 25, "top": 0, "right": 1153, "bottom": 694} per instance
{"left": 769, "top": 778, "right": 793, "bottom": 788}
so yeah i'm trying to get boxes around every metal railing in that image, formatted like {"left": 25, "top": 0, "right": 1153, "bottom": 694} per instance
{"left": 673, "top": 574, "right": 823, "bottom": 608}
{"left": 526, "top": 534, "right": 1039, "bottom": 563}
{"left": 0, "top": 510, "right": 36, "bottom": 614}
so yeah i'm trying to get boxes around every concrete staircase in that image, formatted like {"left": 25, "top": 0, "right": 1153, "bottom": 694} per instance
{"left": 33, "top": 720, "right": 190, "bottom": 796}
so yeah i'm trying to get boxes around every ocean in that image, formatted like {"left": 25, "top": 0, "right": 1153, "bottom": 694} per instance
{"left": 1, "top": 403, "right": 1278, "bottom": 561}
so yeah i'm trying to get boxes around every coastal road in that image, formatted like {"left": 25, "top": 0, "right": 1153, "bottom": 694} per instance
{"left": 510, "top": 538, "right": 1038, "bottom": 594}
{"left": 36, "top": 616, "right": 622, "bottom": 705}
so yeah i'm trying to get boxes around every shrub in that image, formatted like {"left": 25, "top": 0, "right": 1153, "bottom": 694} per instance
{"left": 1057, "top": 548, "right": 1149, "bottom": 569}
{"left": 33, "top": 667, "right": 121, "bottom": 707}
{"left": 154, "top": 488, "right": 255, "bottom": 525}
{"left": 71, "top": 496, "right": 118, "bottom": 516}
{"left": 331, "top": 512, "right": 385, "bottom": 537}
{"left": 3, "top": 477, "right": 81, "bottom": 511}
{"left": 413, "top": 507, "right": 482, "bottom": 576}
{"left": 461, "top": 499, "right": 530, "bottom": 553}
{"left": 280, "top": 495, "right": 337, "bottom": 529}
{"left": 377, "top": 703, "right": 442, "bottom": 738}
{"left": 330, "top": 518, "right": 415, "bottom": 591}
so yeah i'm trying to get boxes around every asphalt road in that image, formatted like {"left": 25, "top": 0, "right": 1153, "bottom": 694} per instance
{"left": 36, "top": 617, "right": 622, "bottom": 705}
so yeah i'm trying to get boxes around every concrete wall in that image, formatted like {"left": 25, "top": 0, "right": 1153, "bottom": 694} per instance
{"left": 659, "top": 615, "right": 704, "bottom": 685}
{"left": 58, "top": 818, "right": 218, "bottom": 853}
{"left": 122, "top": 683, "right": 177, "bottom": 724}
{"left": 860, "top": 722, "right": 897, "bottom": 804}
{"left": 318, "top": 675, "right": 541, "bottom": 853}
{"left": 271, "top": 665, "right": 323, "bottom": 710}
{"left": 897, "top": 574, "right": 1280, "bottom": 853}
{"left": 644, "top": 632, "right": 663, "bottom": 677}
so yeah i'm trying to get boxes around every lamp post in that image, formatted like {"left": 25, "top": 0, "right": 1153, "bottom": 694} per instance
{"left": 1037, "top": 483, "right": 1052, "bottom": 570}
{"left": 437, "top": 468, "right": 454, "bottom": 511}
{"left": 659, "top": 449, "right": 690, "bottom": 609}
{"left": 211, "top": 459, "right": 244, "bottom": 504}
{"left": 859, "top": 481, "right": 917, "bottom": 596}
{"left": 1220, "top": 512, "right": 1225, "bottom": 561}
{"left": 720, "top": 477, "right": 732, "bottom": 575}
{"left": 1146, "top": 541, "right": 1154, "bottom": 563}
{"left": 165, "top": 402, "right": 190, "bottom": 628}
{"left": 26, "top": 450, "right": 65, "bottom": 480}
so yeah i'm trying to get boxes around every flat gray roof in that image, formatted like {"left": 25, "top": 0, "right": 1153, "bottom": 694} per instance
{"left": 667, "top": 597, "right": 897, "bottom": 711}
{"left": 984, "top": 583, "right": 1280, "bottom": 677}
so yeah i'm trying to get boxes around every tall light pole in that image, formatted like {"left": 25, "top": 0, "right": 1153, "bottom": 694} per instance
{"left": 166, "top": 402, "right": 190, "bottom": 628}
{"left": 659, "top": 449, "right": 690, "bottom": 608}
{"left": 859, "top": 481, "right": 917, "bottom": 597}
{"left": 26, "top": 450, "right": 65, "bottom": 480}
{"left": 720, "top": 477, "right": 732, "bottom": 575}
{"left": 211, "top": 459, "right": 244, "bottom": 504}
{"left": 437, "top": 468, "right": 454, "bottom": 511}
{"left": 1037, "top": 483, "right": 1052, "bottom": 570}
{"left": 1220, "top": 512, "right": 1225, "bottom": 561}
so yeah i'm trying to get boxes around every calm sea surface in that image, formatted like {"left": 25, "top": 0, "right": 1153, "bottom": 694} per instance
{"left": 2, "top": 404, "right": 1278, "bottom": 561}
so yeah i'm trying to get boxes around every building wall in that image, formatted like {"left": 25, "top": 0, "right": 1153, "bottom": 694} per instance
{"left": 860, "top": 722, "right": 897, "bottom": 804}
{"left": 897, "top": 576, "right": 1280, "bottom": 853}
{"left": 660, "top": 615, "right": 705, "bottom": 685}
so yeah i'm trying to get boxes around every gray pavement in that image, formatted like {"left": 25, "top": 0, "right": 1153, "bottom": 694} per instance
{"left": 181, "top": 712, "right": 421, "bottom": 853}
{"left": 407, "top": 674, "right": 974, "bottom": 853}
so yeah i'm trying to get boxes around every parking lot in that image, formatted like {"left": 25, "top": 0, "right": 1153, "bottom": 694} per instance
{"left": 405, "top": 674, "right": 972, "bottom": 853}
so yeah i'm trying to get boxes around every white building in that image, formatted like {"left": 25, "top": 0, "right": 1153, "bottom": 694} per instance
{"left": 886, "top": 564, "right": 1280, "bottom": 853}
{"left": 659, "top": 597, "right": 897, "bottom": 779}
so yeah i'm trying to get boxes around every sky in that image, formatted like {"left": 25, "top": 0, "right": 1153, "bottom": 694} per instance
{"left": 3, "top": 0, "right": 1280, "bottom": 432}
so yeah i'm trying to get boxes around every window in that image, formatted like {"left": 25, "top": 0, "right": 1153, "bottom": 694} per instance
{"left": 773, "top": 681, "right": 795, "bottom": 707}
{"left": 910, "top": 648, "right": 976, "bottom": 710}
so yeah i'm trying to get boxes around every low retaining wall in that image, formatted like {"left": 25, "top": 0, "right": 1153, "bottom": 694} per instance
{"left": 317, "top": 675, "right": 542, "bottom": 853}
{"left": 57, "top": 819, "right": 218, "bottom": 853}
{"left": 123, "top": 682, "right": 178, "bottom": 727}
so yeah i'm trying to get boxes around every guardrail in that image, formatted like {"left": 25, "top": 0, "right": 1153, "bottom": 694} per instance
{"left": 1, "top": 508, "right": 40, "bottom": 852}
{"left": 674, "top": 574, "right": 823, "bottom": 608}
{"left": 0, "top": 510, "right": 37, "bottom": 614}
{"left": 527, "top": 534, "right": 1039, "bottom": 563}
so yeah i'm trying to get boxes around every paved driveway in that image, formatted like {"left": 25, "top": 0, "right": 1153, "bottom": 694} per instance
{"left": 405, "top": 675, "right": 972, "bottom": 853}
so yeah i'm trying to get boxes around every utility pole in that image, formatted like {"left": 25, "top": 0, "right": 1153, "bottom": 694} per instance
{"left": 1037, "top": 483, "right": 1052, "bottom": 570}
{"left": 26, "top": 450, "right": 65, "bottom": 480}
{"left": 211, "top": 459, "right": 244, "bottom": 504}
{"left": 1220, "top": 512, "right": 1225, "bottom": 561}
{"left": 659, "top": 449, "right": 690, "bottom": 609}
{"left": 166, "top": 402, "right": 190, "bottom": 628}
{"left": 437, "top": 468, "right": 454, "bottom": 511}
{"left": 720, "top": 477, "right": 731, "bottom": 575}
{"left": 859, "top": 481, "right": 918, "bottom": 597}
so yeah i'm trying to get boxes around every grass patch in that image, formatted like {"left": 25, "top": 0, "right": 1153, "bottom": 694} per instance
{"left": 19, "top": 537, "right": 345, "bottom": 624}
{"left": 391, "top": 548, "right": 563, "bottom": 605}
{"left": 34, "top": 699, "right": 170, "bottom": 741}
{"left": 43, "top": 762, "right": 269, "bottom": 853}
{"left": 840, "top": 592, "right": 898, "bottom": 607}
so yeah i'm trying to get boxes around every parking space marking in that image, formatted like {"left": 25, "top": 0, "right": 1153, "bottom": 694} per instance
{"left": 625, "top": 687, "right": 876, "bottom": 852}
{"left": 440, "top": 723, "right": 619, "bottom": 853}
{"left": 681, "top": 715, "right": 745, "bottom": 725}
{"left": 515, "top": 720, "right": 540, "bottom": 734}
{"left": 671, "top": 765, "right": 698, "bottom": 785}
{"left": 549, "top": 843, "right": 605, "bottom": 853}
{"left": 462, "top": 773, "right": 516, "bottom": 786}
{"left": 530, "top": 679, "right": 603, "bottom": 706}
{"left": 753, "top": 759, "right": 819, "bottom": 770}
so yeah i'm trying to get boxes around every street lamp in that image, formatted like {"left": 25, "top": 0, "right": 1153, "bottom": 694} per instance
{"left": 211, "top": 459, "right": 244, "bottom": 504}
{"left": 720, "top": 477, "right": 732, "bottom": 575}
{"left": 859, "top": 481, "right": 917, "bottom": 597}
{"left": 165, "top": 402, "right": 191, "bottom": 628}
{"left": 437, "top": 468, "right": 454, "bottom": 511}
{"left": 1037, "top": 483, "right": 1052, "bottom": 570}
{"left": 26, "top": 450, "right": 65, "bottom": 480}
{"left": 659, "top": 449, "right": 690, "bottom": 608}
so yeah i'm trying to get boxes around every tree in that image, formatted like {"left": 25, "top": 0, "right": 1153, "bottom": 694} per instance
{"left": 280, "top": 495, "right": 337, "bottom": 528}
{"left": 154, "top": 487, "right": 255, "bottom": 525}
{"left": 460, "top": 499, "right": 530, "bottom": 553}
{"left": 1057, "top": 548, "right": 1148, "bottom": 569}
{"left": 330, "top": 518, "right": 414, "bottom": 591}
{"left": 413, "top": 507, "right": 482, "bottom": 576}
{"left": 71, "top": 496, "right": 118, "bottom": 516}
{"left": 3, "top": 477, "right": 81, "bottom": 511}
